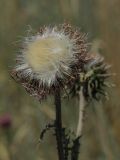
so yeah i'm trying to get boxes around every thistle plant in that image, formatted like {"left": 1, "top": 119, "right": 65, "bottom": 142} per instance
{"left": 67, "top": 54, "right": 112, "bottom": 133}
{"left": 11, "top": 23, "right": 112, "bottom": 160}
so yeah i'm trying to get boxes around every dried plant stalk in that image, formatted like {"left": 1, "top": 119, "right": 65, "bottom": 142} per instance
{"left": 76, "top": 86, "right": 85, "bottom": 137}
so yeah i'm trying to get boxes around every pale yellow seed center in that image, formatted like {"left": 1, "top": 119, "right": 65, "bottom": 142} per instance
{"left": 25, "top": 35, "right": 71, "bottom": 72}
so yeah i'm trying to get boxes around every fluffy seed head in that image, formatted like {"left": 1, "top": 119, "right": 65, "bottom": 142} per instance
{"left": 17, "top": 30, "right": 76, "bottom": 85}
{"left": 11, "top": 23, "right": 90, "bottom": 101}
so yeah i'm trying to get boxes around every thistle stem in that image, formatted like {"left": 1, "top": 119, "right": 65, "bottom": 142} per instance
{"left": 76, "top": 86, "right": 85, "bottom": 137}
{"left": 54, "top": 88, "right": 64, "bottom": 160}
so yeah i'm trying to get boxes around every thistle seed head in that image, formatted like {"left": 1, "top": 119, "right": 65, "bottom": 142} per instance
{"left": 11, "top": 23, "right": 91, "bottom": 101}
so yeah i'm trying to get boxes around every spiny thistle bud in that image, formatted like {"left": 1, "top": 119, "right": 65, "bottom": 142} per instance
{"left": 11, "top": 23, "right": 91, "bottom": 101}
{"left": 67, "top": 54, "right": 113, "bottom": 101}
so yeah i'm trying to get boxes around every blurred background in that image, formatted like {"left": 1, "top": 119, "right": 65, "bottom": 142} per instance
{"left": 0, "top": 0, "right": 120, "bottom": 160}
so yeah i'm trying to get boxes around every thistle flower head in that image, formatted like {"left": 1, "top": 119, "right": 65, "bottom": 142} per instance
{"left": 11, "top": 23, "right": 91, "bottom": 101}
